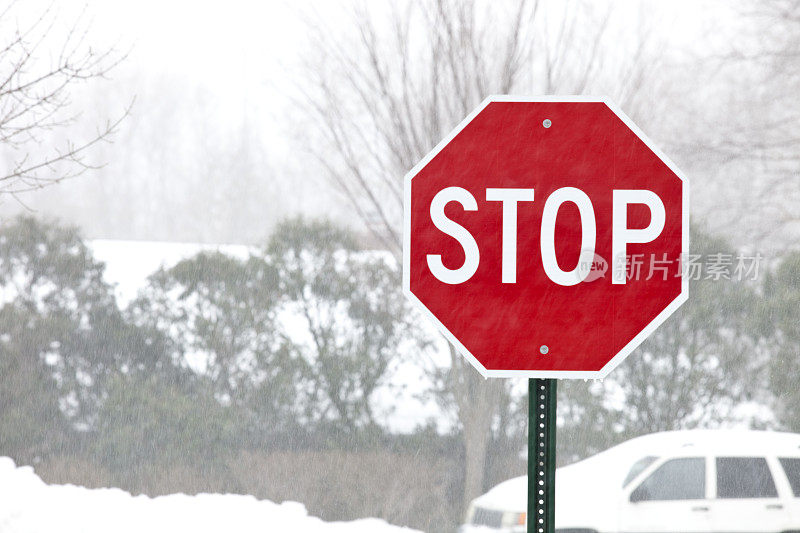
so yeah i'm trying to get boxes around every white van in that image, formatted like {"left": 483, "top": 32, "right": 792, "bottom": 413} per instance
{"left": 461, "top": 430, "right": 800, "bottom": 533}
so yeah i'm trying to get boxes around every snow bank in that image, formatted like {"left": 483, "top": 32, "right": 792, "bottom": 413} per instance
{"left": 0, "top": 457, "right": 422, "bottom": 533}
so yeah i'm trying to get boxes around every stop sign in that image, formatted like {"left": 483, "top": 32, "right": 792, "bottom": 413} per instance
{"left": 403, "top": 96, "right": 688, "bottom": 378}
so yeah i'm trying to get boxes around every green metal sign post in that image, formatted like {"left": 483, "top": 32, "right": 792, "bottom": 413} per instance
{"left": 528, "top": 379, "right": 557, "bottom": 533}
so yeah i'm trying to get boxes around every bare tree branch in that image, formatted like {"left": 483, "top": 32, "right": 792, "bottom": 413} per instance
{"left": 0, "top": 2, "right": 130, "bottom": 198}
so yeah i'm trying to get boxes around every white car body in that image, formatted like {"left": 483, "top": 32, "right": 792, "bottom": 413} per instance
{"left": 461, "top": 429, "right": 800, "bottom": 533}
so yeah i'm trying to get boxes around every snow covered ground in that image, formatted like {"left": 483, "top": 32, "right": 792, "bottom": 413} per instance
{"left": 0, "top": 457, "right": 422, "bottom": 533}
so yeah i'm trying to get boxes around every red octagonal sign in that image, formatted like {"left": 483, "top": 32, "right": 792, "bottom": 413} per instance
{"left": 403, "top": 96, "right": 689, "bottom": 378}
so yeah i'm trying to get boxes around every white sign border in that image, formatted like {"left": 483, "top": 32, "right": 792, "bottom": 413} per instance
{"left": 402, "top": 95, "right": 690, "bottom": 379}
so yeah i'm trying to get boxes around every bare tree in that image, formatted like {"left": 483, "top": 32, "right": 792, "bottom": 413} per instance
{"left": 0, "top": 2, "right": 128, "bottom": 200}
{"left": 296, "top": 0, "right": 663, "bottom": 509}
{"left": 742, "top": 0, "right": 800, "bottom": 245}
{"left": 669, "top": 0, "right": 800, "bottom": 249}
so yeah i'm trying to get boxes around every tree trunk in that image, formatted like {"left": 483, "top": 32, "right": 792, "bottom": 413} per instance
{"left": 450, "top": 350, "right": 504, "bottom": 513}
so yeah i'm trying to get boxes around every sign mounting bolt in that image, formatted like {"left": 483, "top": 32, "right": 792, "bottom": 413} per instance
{"left": 540, "top": 345, "right": 549, "bottom": 355}
{"left": 542, "top": 119, "right": 552, "bottom": 128}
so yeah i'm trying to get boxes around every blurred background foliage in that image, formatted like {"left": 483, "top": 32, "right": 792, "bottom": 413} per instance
{"left": 0, "top": 214, "right": 795, "bottom": 532}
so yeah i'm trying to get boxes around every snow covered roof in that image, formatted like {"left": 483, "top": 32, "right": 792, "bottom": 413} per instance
{"left": 89, "top": 239, "right": 254, "bottom": 306}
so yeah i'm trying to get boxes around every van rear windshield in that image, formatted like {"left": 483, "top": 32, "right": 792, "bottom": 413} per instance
{"left": 779, "top": 458, "right": 800, "bottom": 496}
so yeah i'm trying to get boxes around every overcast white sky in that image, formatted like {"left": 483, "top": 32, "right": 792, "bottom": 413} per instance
{"left": 1, "top": 0, "right": 739, "bottom": 243}
{"left": 85, "top": 0, "right": 346, "bottom": 175}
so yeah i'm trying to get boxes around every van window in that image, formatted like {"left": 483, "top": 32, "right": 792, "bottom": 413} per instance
{"left": 631, "top": 458, "right": 705, "bottom": 501}
{"left": 716, "top": 457, "right": 777, "bottom": 499}
{"left": 779, "top": 458, "right": 800, "bottom": 496}
{"left": 624, "top": 456, "right": 658, "bottom": 487}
